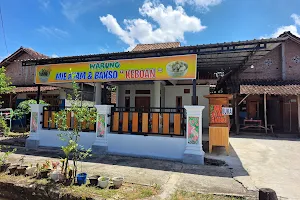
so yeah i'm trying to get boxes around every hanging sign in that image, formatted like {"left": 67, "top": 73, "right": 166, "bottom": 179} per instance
{"left": 35, "top": 54, "right": 197, "bottom": 84}
{"left": 222, "top": 107, "right": 233, "bottom": 115}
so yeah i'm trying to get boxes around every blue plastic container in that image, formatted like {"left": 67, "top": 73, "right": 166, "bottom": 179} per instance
{"left": 77, "top": 173, "right": 87, "bottom": 186}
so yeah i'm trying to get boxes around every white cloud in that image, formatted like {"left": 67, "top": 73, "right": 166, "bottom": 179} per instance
{"left": 39, "top": 0, "right": 50, "bottom": 9}
{"left": 37, "top": 26, "right": 69, "bottom": 39}
{"left": 174, "top": 0, "right": 222, "bottom": 11}
{"left": 269, "top": 25, "right": 300, "bottom": 38}
{"left": 291, "top": 14, "right": 300, "bottom": 26}
{"left": 51, "top": 54, "right": 59, "bottom": 58}
{"left": 262, "top": 14, "right": 300, "bottom": 38}
{"left": 60, "top": 0, "right": 103, "bottom": 22}
{"left": 100, "top": 1, "right": 206, "bottom": 50}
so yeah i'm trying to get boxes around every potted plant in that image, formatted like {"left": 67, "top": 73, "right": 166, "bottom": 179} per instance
{"left": 112, "top": 177, "right": 124, "bottom": 189}
{"left": 98, "top": 176, "right": 109, "bottom": 189}
{"left": 77, "top": 172, "right": 87, "bottom": 186}
{"left": 15, "top": 156, "right": 28, "bottom": 175}
{"left": 88, "top": 175, "right": 100, "bottom": 186}
{"left": 39, "top": 160, "right": 52, "bottom": 178}
{"left": 0, "top": 146, "right": 16, "bottom": 172}
{"left": 50, "top": 161, "right": 65, "bottom": 182}
{"left": 26, "top": 164, "right": 37, "bottom": 176}
{"left": 8, "top": 164, "right": 19, "bottom": 174}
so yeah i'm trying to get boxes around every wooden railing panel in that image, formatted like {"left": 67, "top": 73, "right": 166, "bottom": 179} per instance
{"left": 112, "top": 112, "right": 119, "bottom": 132}
{"left": 66, "top": 112, "right": 71, "bottom": 128}
{"left": 122, "top": 112, "right": 129, "bottom": 132}
{"left": 152, "top": 113, "right": 159, "bottom": 133}
{"left": 110, "top": 107, "right": 185, "bottom": 137}
{"left": 174, "top": 113, "right": 181, "bottom": 135}
{"left": 89, "top": 118, "right": 95, "bottom": 131}
{"left": 82, "top": 121, "right": 87, "bottom": 130}
{"left": 44, "top": 111, "right": 49, "bottom": 128}
{"left": 50, "top": 112, "right": 56, "bottom": 129}
{"left": 163, "top": 113, "right": 169, "bottom": 134}
{"left": 132, "top": 112, "right": 139, "bottom": 132}
{"left": 142, "top": 113, "right": 148, "bottom": 133}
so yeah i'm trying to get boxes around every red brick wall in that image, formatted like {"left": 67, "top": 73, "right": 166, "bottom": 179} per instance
{"left": 238, "top": 46, "right": 282, "bottom": 80}
{"left": 238, "top": 39, "right": 300, "bottom": 80}
{"left": 5, "top": 53, "right": 36, "bottom": 86}
{"left": 285, "top": 39, "right": 300, "bottom": 80}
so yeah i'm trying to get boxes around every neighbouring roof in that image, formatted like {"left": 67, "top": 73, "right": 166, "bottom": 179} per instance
{"left": 12, "top": 86, "right": 58, "bottom": 93}
{"left": 232, "top": 79, "right": 300, "bottom": 95}
{"left": 0, "top": 46, "right": 48, "bottom": 67}
{"left": 131, "top": 42, "right": 181, "bottom": 52}
{"left": 240, "top": 85, "right": 300, "bottom": 95}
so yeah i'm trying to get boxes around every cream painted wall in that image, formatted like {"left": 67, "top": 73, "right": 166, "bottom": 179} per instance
{"left": 164, "top": 85, "right": 209, "bottom": 128}
{"left": 117, "top": 84, "right": 155, "bottom": 107}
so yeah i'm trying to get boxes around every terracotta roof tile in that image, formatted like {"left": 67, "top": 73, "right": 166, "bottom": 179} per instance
{"left": 0, "top": 47, "right": 48, "bottom": 66}
{"left": 240, "top": 84, "right": 300, "bottom": 95}
{"left": 131, "top": 42, "right": 180, "bottom": 52}
{"left": 12, "top": 86, "right": 58, "bottom": 93}
{"left": 23, "top": 48, "right": 48, "bottom": 59}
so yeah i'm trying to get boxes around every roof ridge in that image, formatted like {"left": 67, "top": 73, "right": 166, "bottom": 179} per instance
{"left": 135, "top": 42, "right": 180, "bottom": 46}
{"left": 1, "top": 46, "right": 48, "bottom": 66}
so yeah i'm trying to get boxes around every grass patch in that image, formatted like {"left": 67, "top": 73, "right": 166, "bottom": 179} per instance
{"left": 170, "top": 190, "right": 244, "bottom": 200}
{"left": 5, "top": 132, "right": 29, "bottom": 138}
{"left": 61, "top": 183, "right": 159, "bottom": 200}
{"left": 0, "top": 173, "right": 159, "bottom": 200}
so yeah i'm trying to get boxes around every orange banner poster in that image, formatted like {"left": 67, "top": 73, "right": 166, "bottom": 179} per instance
{"left": 209, "top": 105, "right": 227, "bottom": 124}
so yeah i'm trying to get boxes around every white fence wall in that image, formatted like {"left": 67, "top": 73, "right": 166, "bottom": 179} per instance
{"left": 39, "top": 130, "right": 96, "bottom": 150}
{"left": 107, "top": 133, "right": 186, "bottom": 160}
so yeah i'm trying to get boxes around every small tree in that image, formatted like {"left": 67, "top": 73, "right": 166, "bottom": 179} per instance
{"left": 13, "top": 99, "right": 48, "bottom": 129}
{"left": 55, "top": 76, "right": 96, "bottom": 183}
{"left": 0, "top": 145, "right": 17, "bottom": 166}
{"left": 0, "top": 67, "right": 15, "bottom": 136}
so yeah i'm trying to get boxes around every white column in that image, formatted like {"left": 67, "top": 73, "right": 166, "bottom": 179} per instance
{"left": 153, "top": 81, "right": 161, "bottom": 108}
{"left": 25, "top": 104, "right": 44, "bottom": 149}
{"left": 92, "top": 105, "right": 113, "bottom": 154}
{"left": 95, "top": 83, "right": 102, "bottom": 105}
{"left": 183, "top": 105, "right": 205, "bottom": 165}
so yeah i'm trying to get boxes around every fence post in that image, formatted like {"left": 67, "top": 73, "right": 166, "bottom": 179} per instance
{"left": 25, "top": 104, "right": 44, "bottom": 149}
{"left": 183, "top": 105, "right": 205, "bottom": 165}
{"left": 92, "top": 105, "right": 113, "bottom": 154}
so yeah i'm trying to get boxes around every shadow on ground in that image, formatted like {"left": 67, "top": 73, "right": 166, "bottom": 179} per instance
{"left": 1, "top": 142, "right": 248, "bottom": 179}
{"left": 0, "top": 136, "right": 26, "bottom": 147}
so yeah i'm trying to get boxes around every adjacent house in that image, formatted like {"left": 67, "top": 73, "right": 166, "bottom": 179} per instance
{"left": 221, "top": 32, "right": 300, "bottom": 134}
{"left": 0, "top": 47, "right": 96, "bottom": 130}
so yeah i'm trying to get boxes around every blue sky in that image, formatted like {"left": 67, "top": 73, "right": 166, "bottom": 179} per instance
{"left": 1, "top": 0, "right": 300, "bottom": 59}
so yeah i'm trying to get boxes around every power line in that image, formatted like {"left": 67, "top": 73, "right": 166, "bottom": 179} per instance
{"left": 0, "top": 5, "right": 8, "bottom": 54}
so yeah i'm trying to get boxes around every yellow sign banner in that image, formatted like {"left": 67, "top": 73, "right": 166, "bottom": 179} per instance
{"left": 35, "top": 54, "right": 197, "bottom": 84}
